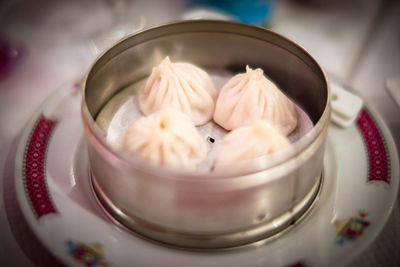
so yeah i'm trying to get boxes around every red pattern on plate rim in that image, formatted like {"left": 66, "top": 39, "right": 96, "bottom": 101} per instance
{"left": 356, "top": 109, "right": 390, "bottom": 184}
{"left": 23, "top": 115, "right": 58, "bottom": 218}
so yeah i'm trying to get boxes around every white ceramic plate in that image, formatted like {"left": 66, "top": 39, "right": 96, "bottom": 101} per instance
{"left": 14, "top": 83, "right": 399, "bottom": 267}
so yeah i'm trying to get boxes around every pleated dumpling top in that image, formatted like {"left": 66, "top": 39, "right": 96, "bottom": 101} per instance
{"left": 139, "top": 57, "right": 217, "bottom": 126}
{"left": 120, "top": 108, "right": 207, "bottom": 170}
{"left": 213, "top": 66, "right": 297, "bottom": 136}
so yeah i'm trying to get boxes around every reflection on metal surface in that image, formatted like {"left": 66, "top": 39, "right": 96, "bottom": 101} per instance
{"left": 90, "top": 170, "right": 323, "bottom": 250}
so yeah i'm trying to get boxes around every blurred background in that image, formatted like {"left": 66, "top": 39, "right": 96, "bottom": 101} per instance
{"left": 0, "top": 0, "right": 399, "bottom": 266}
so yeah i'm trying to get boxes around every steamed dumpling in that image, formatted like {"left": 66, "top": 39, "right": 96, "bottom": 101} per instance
{"left": 139, "top": 57, "right": 217, "bottom": 126}
{"left": 215, "top": 121, "right": 290, "bottom": 169}
{"left": 120, "top": 108, "right": 207, "bottom": 169}
{"left": 213, "top": 66, "right": 297, "bottom": 135}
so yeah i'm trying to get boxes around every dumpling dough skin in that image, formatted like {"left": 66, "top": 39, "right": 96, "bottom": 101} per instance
{"left": 120, "top": 108, "right": 207, "bottom": 169}
{"left": 215, "top": 121, "right": 290, "bottom": 169}
{"left": 213, "top": 66, "right": 297, "bottom": 135}
{"left": 139, "top": 57, "right": 217, "bottom": 126}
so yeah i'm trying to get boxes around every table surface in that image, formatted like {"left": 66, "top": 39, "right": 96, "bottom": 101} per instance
{"left": 1, "top": 0, "right": 399, "bottom": 266}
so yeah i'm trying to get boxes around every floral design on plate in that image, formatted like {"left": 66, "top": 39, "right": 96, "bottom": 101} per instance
{"left": 334, "top": 210, "right": 370, "bottom": 246}
{"left": 66, "top": 240, "right": 109, "bottom": 267}
{"left": 23, "top": 115, "right": 58, "bottom": 218}
{"left": 72, "top": 76, "right": 85, "bottom": 95}
{"left": 357, "top": 109, "right": 390, "bottom": 184}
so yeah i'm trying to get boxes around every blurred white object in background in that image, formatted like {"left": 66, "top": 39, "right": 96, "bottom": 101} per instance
{"left": 181, "top": 8, "right": 233, "bottom": 21}
{"left": 88, "top": 0, "right": 146, "bottom": 55}
{"left": 330, "top": 81, "right": 363, "bottom": 128}
{"left": 271, "top": 0, "right": 381, "bottom": 82}
{"left": 386, "top": 78, "right": 400, "bottom": 109}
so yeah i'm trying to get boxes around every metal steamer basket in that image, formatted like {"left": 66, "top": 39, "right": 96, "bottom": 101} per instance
{"left": 82, "top": 20, "right": 330, "bottom": 249}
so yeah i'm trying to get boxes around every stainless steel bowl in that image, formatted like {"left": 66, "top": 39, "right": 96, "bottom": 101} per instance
{"left": 82, "top": 20, "right": 330, "bottom": 249}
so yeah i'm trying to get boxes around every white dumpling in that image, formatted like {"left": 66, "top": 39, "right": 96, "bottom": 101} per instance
{"left": 213, "top": 66, "right": 297, "bottom": 135}
{"left": 139, "top": 57, "right": 217, "bottom": 126}
{"left": 120, "top": 108, "right": 207, "bottom": 169}
{"left": 215, "top": 121, "right": 290, "bottom": 169}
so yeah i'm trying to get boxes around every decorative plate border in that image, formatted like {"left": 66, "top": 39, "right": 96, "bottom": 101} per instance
{"left": 22, "top": 114, "right": 58, "bottom": 218}
{"left": 356, "top": 108, "right": 390, "bottom": 184}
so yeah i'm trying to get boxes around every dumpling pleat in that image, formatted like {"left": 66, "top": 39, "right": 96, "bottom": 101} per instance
{"left": 139, "top": 57, "right": 216, "bottom": 126}
{"left": 213, "top": 66, "right": 297, "bottom": 135}
{"left": 120, "top": 108, "right": 207, "bottom": 169}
